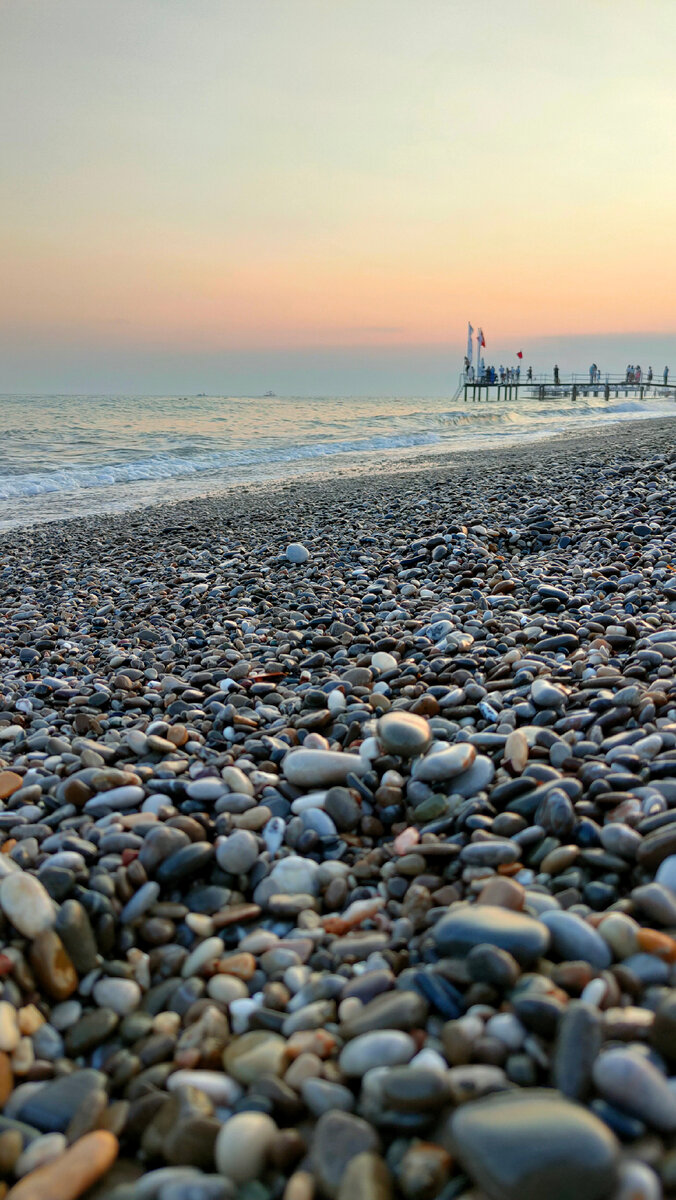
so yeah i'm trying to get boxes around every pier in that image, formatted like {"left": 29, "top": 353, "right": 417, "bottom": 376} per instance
{"left": 460, "top": 372, "right": 676, "bottom": 403}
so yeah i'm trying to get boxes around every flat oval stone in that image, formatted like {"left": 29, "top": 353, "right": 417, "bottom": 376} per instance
{"left": 223, "top": 1032, "right": 287, "bottom": 1084}
{"left": 93, "top": 978, "right": 142, "bottom": 1016}
{"left": 450, "top": 1088, "right": 619, "bottom": 1200}
{"left": 6, "top": 1129, "right": 119, "bottom": 1200}
{"left": 593, "top": 1048, "right": 676, "bottom": 1132}
{"left": 283, "top": 750, "right": 366, "bottom": 787}
{"left": 216, "top": 830, "right": 259, "bottom": 875}
{"left": 340, "top": 990, "right": 427, "bottom": 1038}
{"left": 434, "top": 904, "right": 550, "bottom": 966}
{"left": 381, "top": 1065, "right": 450, "bottom": 1111}
{"left": 339, "top": 1031, "right": 416, "bottom": 1077}
{"left": 84, "top": 785, "right": 145, "bottom": 812}
{"left": 214, "top": 1111, "right": 277, "bottom": 1185}
{"left": 540, "top": 910, "right": 612, "bottom": 969}
{"left": 460, "top": 839, "right": 520, "bottom": 867}
{"left": 531, "top": 678, "right": 568, "bottom": 709}
{"left": 155, "top": 843, "right": 214, "bottom": 885}
{"left": 412, "top": 744, "right": 476, "bottom": 782}
{"left": 377, "top": 712, "right": 431, "bottom": 758}
{"left": 0, "top": 873, "right": 57, "bottom": 938}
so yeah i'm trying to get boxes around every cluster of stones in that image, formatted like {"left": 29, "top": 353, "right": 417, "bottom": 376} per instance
{"left": 0, "top": 430, "right": 674, "bottom": 1197}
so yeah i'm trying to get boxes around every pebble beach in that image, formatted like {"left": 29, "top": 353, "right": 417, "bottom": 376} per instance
{"left": 2, "top": 415, "right": 676, "bottom": 1199}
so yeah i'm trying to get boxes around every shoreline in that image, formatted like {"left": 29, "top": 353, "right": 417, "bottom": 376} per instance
{"left": 2, "top": 412, "right": 675, "bottom": 541}
{"left": 1, "top": 413, "right": 676, "bottom": 1194}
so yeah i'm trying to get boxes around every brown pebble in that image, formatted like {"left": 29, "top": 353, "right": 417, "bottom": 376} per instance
{"left": 476, "top": 876, "right": 525, "bottom": 910}
{"left": 5, "top": 1130, "right": 119, "bottom": 1200}
{"left": 0, "top": 1051, "right": 13, "bottom": 1107}
{"left": 284, "top": 1170, "right": 315, "bottom": 1200}
{"left": 0, "top": 1130, "right": 22, "bottom": 1175}
{"left": 217, "top": 952, "right": 256, "bottom": 980}
{"left": 29, "top": 932, "right": 78, "bottom": 1001}
{"left": 0, "top": 772, "right": 23, "bottom": 800}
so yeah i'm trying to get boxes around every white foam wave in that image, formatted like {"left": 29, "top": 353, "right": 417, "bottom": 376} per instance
{"left": 0, "top": 432, "right": 440, "bottom": 500}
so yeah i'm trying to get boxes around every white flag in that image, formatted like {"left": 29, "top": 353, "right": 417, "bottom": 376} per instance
{"left": 466, "top": 323, "right": 473, "bottom": 363}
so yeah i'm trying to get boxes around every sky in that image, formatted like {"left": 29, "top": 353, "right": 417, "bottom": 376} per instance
{"left": 1, "top": 0, "right": 675, "bottom": 394}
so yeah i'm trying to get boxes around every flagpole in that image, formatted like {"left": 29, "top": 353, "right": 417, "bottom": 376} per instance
{"left": 477, "top": 332, "right": 481, "bottom": 380}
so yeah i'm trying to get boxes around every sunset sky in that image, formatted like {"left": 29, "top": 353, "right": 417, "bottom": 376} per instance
{"left": 1, "top": 0, "right": 674, "bottom": 393}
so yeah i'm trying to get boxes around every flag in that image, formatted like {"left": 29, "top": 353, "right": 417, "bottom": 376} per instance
{"left": 478, "top": 328, "right": 486, "bottom": 349}
{"left": 466, "top": 323, "right": 473, "bottom": 363}
{"left": 517, "top": 350, "right": 523, "bottom": 359}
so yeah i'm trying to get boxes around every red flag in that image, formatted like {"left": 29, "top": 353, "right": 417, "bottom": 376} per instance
{"left": 478, "top": 328, "right": 486, "bottom": 348}
{"left": 517, "top": 350, "right": 523, "bottom": 359}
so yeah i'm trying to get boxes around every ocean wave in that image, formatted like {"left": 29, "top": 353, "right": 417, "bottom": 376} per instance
{"left": 0, "top": 432, "right": 441, "bottom": 500}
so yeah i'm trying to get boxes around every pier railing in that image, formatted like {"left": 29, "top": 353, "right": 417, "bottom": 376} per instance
{"left": 460, "top": 372, "right": 675, "bottom": 402}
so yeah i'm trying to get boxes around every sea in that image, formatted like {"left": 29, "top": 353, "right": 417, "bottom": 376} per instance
{"left": 0, "top": 390, "right": 673, "bottom": 530}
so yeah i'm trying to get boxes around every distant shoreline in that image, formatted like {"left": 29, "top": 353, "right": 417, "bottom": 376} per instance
{"left": 2, "top": 413, "right": 675, "bottom": 539}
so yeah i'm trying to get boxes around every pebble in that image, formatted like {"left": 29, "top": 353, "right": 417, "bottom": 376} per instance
{"left": 593, "top": 1048, "right": 676, "bottom": 1132}
{"left": 92, "top": 978, "right": 142, "bottom": 1016}
{"left": 377, "top": 712, "right": 431, "bottom": 758}
{"left": 5, "top": 1130, "right": 119, "bottom": 1200}
{"left": 0, "top": 874, "right": 56, "bottom": 938}
{"left": 216, "top": 830, "right": 259, "bottom": 875}
{"left": 450, "top": 1088, "right": 619, "bottom": 1200}
{"left": 310, "top": 1111, "right": 380, "bottom": 1199}
{"left": 434, "top": 904, "right": 550, "bottom": 965}
{"left": 286, "top": 543, "right": 310, "bottom": 563}
{"left": 540, "top": 911, "right": 612, "bottom": 970}
{"left": 339, "top": 1031, "right": 416, "bottom": 1076}
{"left": 214, "top": 1111, "right": 277, "bottom": 1185}
{"left": 283, "top": 750, "right": 366, "bottom": 787}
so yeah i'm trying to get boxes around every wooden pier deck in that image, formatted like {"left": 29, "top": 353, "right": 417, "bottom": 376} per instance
{"left": 462, "top": 374, "right": 676, "bottom": 403}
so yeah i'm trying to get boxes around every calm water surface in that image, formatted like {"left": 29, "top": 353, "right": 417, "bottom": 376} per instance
{"left": 0, "top": 391, "right": 673, "bottom": 528}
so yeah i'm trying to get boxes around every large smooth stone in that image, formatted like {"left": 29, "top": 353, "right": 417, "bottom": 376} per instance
{"left": 593, "top": 1048, "right": 676, "bottom": 1132}
{"left": 434, "top": 905, "right": 550, "bottom": 966}
{"left": 450, "top": 1089, "right": 619, "bottom": 1200}
{"left": 412, "top": 743, "right": 476, "bottom": 782}
{"left": 540, "top": 910, "right": 612, "bottom": 969}
{"left": 377, "top": 713, "right": 431, "bottom": 758}
{"left": 0, "top": 873, "right": 57, "bottom": 939}
{"left": 283, "top": 750, "right": 366, "bottom": 787}
{"left": 214, "top": 1111, "right": 277, "bottom": 1184}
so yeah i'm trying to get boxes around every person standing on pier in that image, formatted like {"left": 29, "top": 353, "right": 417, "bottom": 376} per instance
{"left": 527, "top": 366, "right": 532, "bottom": 381}
{"left": 554, "top": 364, "right": 560, "bottom": 385}
{"left": 648, "top": 366, "right": 653, "bottom": 383}
{"left": 664, "top": 367, "right": 670, "bottom": 386}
